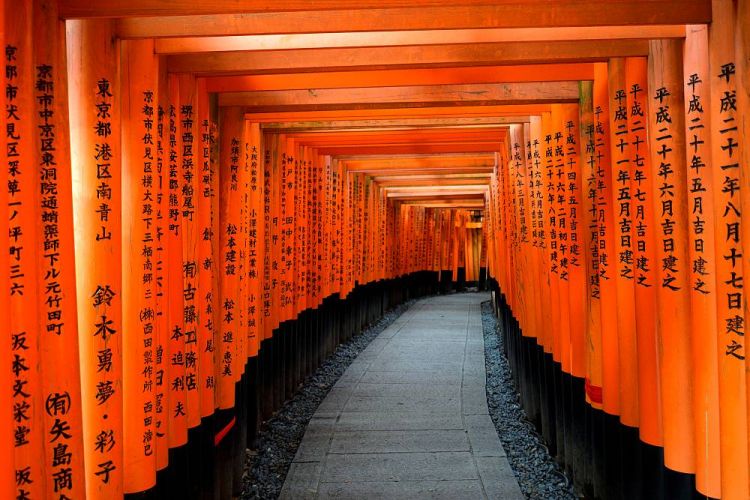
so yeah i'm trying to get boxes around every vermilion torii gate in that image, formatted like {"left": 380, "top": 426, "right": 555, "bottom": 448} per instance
{"left": 1, "top": 1, "right": 748, "bottom": 499}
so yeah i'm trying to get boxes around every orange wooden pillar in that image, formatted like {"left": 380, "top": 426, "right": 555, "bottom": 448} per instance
{"left": 67, "top": 19, "right": 124, "bottom": 499}
{"left": 563, "top": 102, "right": 587, "bottom": 380}
{"left": 217, "top": 107, "right": 244, "bottom": 410}
{"left": 7, "top": 5, "right": 46, "bottom": 496}
{"left": 647, "top": 38, "right": 695, "bottom": 475}
{"left": 522, "top": 122, "right": 540, "bottom": 343}
{"left": 196, "top": 79, "right": 218, "bottom": 418}
{"left": 580, "top": 80, "right": 606, "bottom": 407}
{"left": 607, "top": 58, "right": 640, "bottom": 428}
{"left": 513, "top": 125, "right": 534, "bottom": 339}
{"left": 120, "top": 38, "right": 158, "bottom": 494}
{"left": 178, "top": 74, "right": 201, "bottom": 428}
{"left": 246, "top": 122, "right": 263, "bottom": 360}
{"left": 269, "top": 135, "right": 282, "bottom": 333}
{"left": 683, "top": 24, "right": 721, "bottom": 498}
{"left": 153, "top": 59, "right": 170, "bottom": 470}
{"left": 626, "top": 57, "right": 663, "bottom": 447}
{"left": 709, "top": 1, "right": 749, "bottom": 497}
{"left": 737, "top": 3, "right": 750, "bottom": 494}
{"left": 34, "top": 1, "right": 89, "bottom": 497}
{"left": 592, "top": 63, "right": 621, "bottom": 419}
{"left": 165, "top": 74, "right": 187, "bottom": 447}
{"left": 552, "top": 105, "right": 573, "bottom": 374}
{"left": 542, "top": 112, "right": 562, "bottom": 363}
{"left": 0, "top": 0, "right": 10, "bottom": 493}
{"left": 262, "top": 134, "right": 274, "bottom": 344}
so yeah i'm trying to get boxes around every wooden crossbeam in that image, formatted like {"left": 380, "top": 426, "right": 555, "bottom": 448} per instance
{"left": 169, "top": 41, "right": 648, "bottom": 75}
{"left": 155, "top": 26, "right": 685, "bottom": 54}
{"left": 319, "top": 143, "right": 501, "bottom": 155}
{"left": 401, "top": 201, "right": 485, "bottom": 208}
{"left": 374, "top": 179, "right": 491, "bottom": 188}
{"left": 245, "top": 105, "right": 551, "bottom": 122}
{"left": 106, "top": 3, "right": 711, "bottom": 37}
{"left": 343, "top": 155, "right": 494, "bottom": 169}
{"left": 281, "top": 128, "right": 507, "bottom": 148}
{"left": 205, "top": 64, "right": 595, "bottom": 92}
{"left": 220, "top": 82, "right": 579, "bottom": 112}
{"left": 371, "top": 173, "right": 493, "bottom": 181}
{"left": 261, "top": 117, "right": 530, "bottom": 133}
{"left": 352, "top": 167, "right": 495, "bottom": 176}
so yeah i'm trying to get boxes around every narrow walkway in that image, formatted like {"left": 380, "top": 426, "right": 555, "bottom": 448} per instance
{"left": 281, "top": 293, "right": 524, "bottom": 499}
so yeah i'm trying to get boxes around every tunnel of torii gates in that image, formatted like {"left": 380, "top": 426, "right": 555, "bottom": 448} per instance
{"left": 0, "top": 0, "right": 749, "bottom": 499}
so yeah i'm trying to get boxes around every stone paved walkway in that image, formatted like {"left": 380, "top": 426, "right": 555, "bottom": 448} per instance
{"left": 280, "top": 293, "right": 524, "bottom": 499}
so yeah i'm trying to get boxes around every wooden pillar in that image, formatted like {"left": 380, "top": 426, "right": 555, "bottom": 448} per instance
{"left": 246, "top": 122, "right": 263, "bottom": 359}
{"left": 196, "top": 79, "right": 218, "bottom": 418}
{"left": 709, "top": 1, "right": 749, "bottom": 498}
{"left": 165, "top": 74, "right": 187, "bottom": 447}
{"left": 648, "top": 37, "right": 696, "bottom": 474}
{"left": 217, "top": 106, "right": 244, "bottom": 410}
{"left": 735, "top": 0, "right": 750, "bottom": 493}
{"left": 607, "top": 58, "right": 640, "bottom": 428}
{"left": 683, "top": 23, "right": 721, "bottom": 498}
{"left": 0, "top": 0, "right": 11, "bottom": 493}
{"left": 6, "top": 3, "right": 45, "bottom": 497}
{"left": 564, "top": 102, "right": 587, "bottom": 380}
{"left": 120, "top": 38, "right": 158, "bottom": 494}
{"left": 591, "top": 64, "right": 621, "bottom": 417}
{"left": 177, "top": 74, "right": 201, "bottom": 428}
{"left": 31, "top": 1, "right": 89, "bottom": 498}
{"left": 67, "top": 18, "right": 124, "bottom": 499}
{"left": 581, "top": 79, "right": 606, "bottom": 408}
{"left": 153, "top": 59, "right": 169, "bottom": 470}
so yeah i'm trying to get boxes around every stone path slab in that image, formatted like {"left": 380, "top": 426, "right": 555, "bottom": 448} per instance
{"left": 280, "top": 293, "right": 524, "bottom": 500}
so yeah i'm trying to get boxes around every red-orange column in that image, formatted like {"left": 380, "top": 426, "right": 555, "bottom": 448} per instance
{"left": 563, "top": 103, "right": 587, "bottom": 380}
{"left": 737, "top": 3, "right": 750, "bottom": 493}
{"left": 0, "top": 0, "right": 11, "bottom": 494}
{"left": 580, "top": 81, "right": 606, "bottom": 405}
{"left": 165, "top": 75, "right": 187, "bottom": 446}
{"left": 246, "top": 122, "right": 263, "bottom": 359}
{"left": 279, "top": 139, "right": 293, "bottom": 322}
{"left": 8, "top": 4, "right": 46, "bottom": 495}
{"left": 153, "top": 61, "right": 169, "bottom": 469}
{"left": 542, "top": 112, "right": 562, "bottom": 361}
{"left": 217, "top": 107, "right": 244, "bottom": 409}
{"left": 33, "top": 1, "right": 89, "bottom": 497}
{"left": 67, "top": 19, "right": 126, "bottom": 499}
{"left": 270, "top": 136, "right": 282, "bottom": 331}
{"left": 509, "top": 125, "right": 530, "bottom": 337}
{"left": 120, "top": 38, "right": 158, "bottom": 494}
{"left": 530, "top": 117, "right": 553, "bottom": 353}
{"left": 709, "top": 1, "right": 748, "bottom": 497}
{"left": 178, "top": 74, "right": 201, "bottom": 428}
{"left": 607, "top": 58, "right": 639, "bottom": 426}
{"left": 233, "top": 117, "right": 248, "bottom": 385}
{"left": 551, "top": 106, "right": 573, "bottom": 372}
{"left": 196, "top": 78, "right": 217, "bottom": 418}
{"left": 627, "top": 57, "right": 663, "bottom": 447}
{"left": 683, "top": 24, "right": 721, "bottom": 497}
{"left": 262, "top": 134, "right": 275, "bottom": 342}
{"left": 523, "top": 123, "right": 541, "bottom": 343}
{"left": 68, "top": 19, "right": 124, "bottom": 499}
{"left": 592, "top": 64, "right": 620, "bottom": 416}
{"left": 648, "top": 38, "right": 695, "bottom": 474}
{"left": 295, "top": 147, "right": 306, "bottom": 315}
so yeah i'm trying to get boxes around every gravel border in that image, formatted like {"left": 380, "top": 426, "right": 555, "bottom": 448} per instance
{"left": 481, "top": 300, "right": 578, "bottom": 500}
{"left": 241, "top": 299, "right": 417, "bottom": 499}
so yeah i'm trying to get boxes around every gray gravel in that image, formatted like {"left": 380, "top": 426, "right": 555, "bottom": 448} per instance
{"left": 241, "top": 299, "right": 417, "bottom": 500}
{"left": 481, "top": 300, "right": 579, "bottom": 500}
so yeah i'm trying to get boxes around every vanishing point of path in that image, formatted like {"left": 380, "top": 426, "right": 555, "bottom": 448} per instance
{"left": 280, "top": 293, "right": 524, "bottom": 499}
